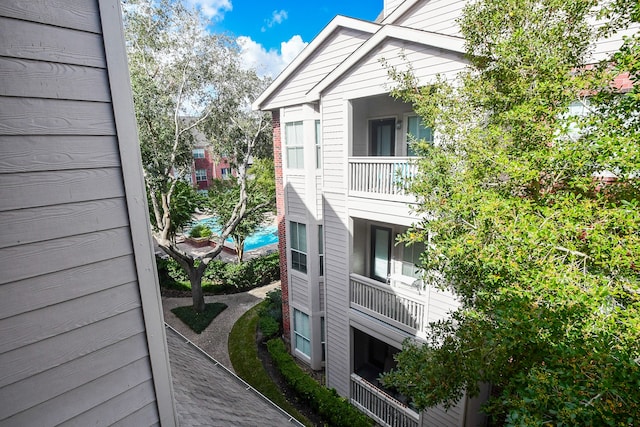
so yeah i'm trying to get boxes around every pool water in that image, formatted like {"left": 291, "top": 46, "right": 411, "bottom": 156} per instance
{"left": 196, "top": 218, "right": 278, "bottom": 252}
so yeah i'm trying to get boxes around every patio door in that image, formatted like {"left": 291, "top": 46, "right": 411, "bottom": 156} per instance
{"left": 370, "top": 118, "right": 395, "bottom": 156}
{"left": 370, "top": 226, "right": 392, "bottom": 282}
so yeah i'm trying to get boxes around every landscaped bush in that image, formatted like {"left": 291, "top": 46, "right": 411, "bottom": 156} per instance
{"left": 258, "top": 289, "right": 283, "bottom": 339}
{"left": 157, "top": 251, "right": 280, "bottom": 294}
{"left": 188, "top": 224, "right": 212, "bottom": 238}
{"left": 267, "top": 338, "right": 373, "bottom": 427}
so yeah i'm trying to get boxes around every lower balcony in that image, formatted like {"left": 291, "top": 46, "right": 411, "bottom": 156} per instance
{"left": 350, "top": 373, "right": 419, "bottom": 427}
{"left": 349, "top": 273, "right": 427, "bottom": 337}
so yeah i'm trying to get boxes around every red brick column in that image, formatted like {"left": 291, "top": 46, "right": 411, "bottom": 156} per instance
{"left": 272, "top": 110, "right": 291, "bottom": 345}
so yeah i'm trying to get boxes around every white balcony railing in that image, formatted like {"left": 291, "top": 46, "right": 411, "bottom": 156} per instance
{"left": 349, "top": 273, "right": 426, "bottom": 336}
{"left": 351, "top": 373, "right": 419, "bottom": 427}
{"left": 348, "top": 157, "right": 417, "bottom": 201}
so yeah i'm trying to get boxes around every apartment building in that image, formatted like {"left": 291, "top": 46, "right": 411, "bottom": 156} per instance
{"left": 253, "top": 1, "right": 636, "bottom": 426}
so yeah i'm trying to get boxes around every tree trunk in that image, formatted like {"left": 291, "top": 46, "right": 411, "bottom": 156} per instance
{"left": 235, "top": 238, "right": 245, "bottom": 263}
{"left": 188, "top": 263, "right": 207, "bottom": 312}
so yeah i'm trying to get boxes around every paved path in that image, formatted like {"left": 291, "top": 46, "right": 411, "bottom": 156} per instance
{"left": 162, "top": 281, "right": 280, "bottom": 372}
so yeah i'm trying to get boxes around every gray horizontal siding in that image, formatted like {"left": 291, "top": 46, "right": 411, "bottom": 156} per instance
{"left": 0, "top": 227, "right": 134, "bottom": 285}
{"left": 0, "top": 168, "right": 124, "bottom": 212}
{"left": 0, "top": 309, "right": 146, "bottom": 389}
{"left": 0, "top": 0, "right": 102, "bottom": 34}
{"left": 0, "top": 16, "right": 106, "bottom": 67}
{"left": 0, "top": 57, "right": 111, "bottom": 101}
{"left": 0, "top": 1, "right": 171, "bottom": 424}
{"left": 0, "top": 135, "right": 120, "bottom": 173}
{"left": 0, "top": 97, "right": 116, "bottom": 135}
{"left": 2, "top": 357, "right": 153, "bottom": 427}
{"left": 0, "top": 198, "right": 129, "bottom": 249}
{"left": 0, "top": 332, "right": 150, "bottom": 418}
{"left": 0, "top": 282, "right": 141, "bottom": 354}
{"left": 0, "top": 256, "right": 138, "bottom": 320}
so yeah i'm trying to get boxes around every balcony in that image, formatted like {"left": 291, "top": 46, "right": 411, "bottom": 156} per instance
{"left": 350, "top": 373, "right": 419, "bottom": 427}
{"left": 349, "top": 273, "right": 427, "bottom": 337}
{"left": 348, "top": 157, "right": 417, "bottom": 202}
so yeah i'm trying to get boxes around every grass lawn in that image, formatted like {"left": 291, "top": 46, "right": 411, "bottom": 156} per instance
{"left": 171, "top": 302, "right": 227, "bottom": 333}
{"left": 229, "top": 303, "right": 313, "bottom": 427}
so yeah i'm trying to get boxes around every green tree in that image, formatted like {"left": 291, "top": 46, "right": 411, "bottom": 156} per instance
{"left": 124, "top": 0, "right": 272, "bottom": 312}
{"left": 208, "top": 158, "right": 276, "bottom": 262}
{"left": 381, "top": 1, "right": 640, "bottom": 424}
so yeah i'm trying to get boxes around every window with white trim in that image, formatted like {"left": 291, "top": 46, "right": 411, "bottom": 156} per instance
{"left": 294, "top": 309, "right": 311, "bottom": 357}
{"left": 402, "top": 240, "right": 426, "bottom": 278}
{"left": 290, "top": 221, "right": 307, "bottom": 273}
{"left": 195, "top": 169, "right": 207, "bottom": 182}
{"left": 221, "top": 168, "right": 231, "bottom": 179}
{"left": 406, "top": 115, "right": 433, "bottom": 156}
{"left": 285, "top": 121, "right": 304, "bottom": 169}
{"left": 192, "top": 148, "right": 205, "bottom": 158}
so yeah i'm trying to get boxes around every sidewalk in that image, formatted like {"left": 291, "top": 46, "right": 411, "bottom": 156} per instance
{"left": 161, "top": 281, "right": 280, "bottom": 372}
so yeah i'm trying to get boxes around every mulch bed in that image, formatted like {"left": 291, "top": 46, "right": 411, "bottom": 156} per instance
{"left": 255, "top": 331, "right": 325, "bottom": 426}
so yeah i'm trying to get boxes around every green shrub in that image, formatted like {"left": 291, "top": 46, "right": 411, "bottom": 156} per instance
{"left": 258, "top": 316, "right": 280, "bottom": 339}
{"left": 156, "top": 256, "right": 189, "bottom": 285}
{"left": 258, "top": 289, "right": 282, "bottom": 338}
{"left": 267, "top": 338, "right": 373, "bottom": 427}
{"left": 189, "top": 224, "right": 212, "bottom": 238}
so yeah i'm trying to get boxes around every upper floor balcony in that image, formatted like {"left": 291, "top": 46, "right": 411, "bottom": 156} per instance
{"left": 348, "top": 157, "right": 417, "bottom": 203}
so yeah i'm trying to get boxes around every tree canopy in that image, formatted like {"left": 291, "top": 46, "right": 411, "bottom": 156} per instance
{"left": 382, "top": 0, "right": 640, "bottom": 424}
{"left": 124, "top": 0, "right": 272, "bottom": 311}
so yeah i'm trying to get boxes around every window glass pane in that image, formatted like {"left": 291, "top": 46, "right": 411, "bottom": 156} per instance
{"left": 298, "top": 223, "right": 307, "bottom": 252}
{"left": 294, "top": 309, "right": 311, "bottom": 357}
{"left": 315, "top": 120, "right": 321, "bottom": 169}
{"left": 290, "top": 222, "right": 298, "bottom": 250}
{"left": 407, "top": 116, "right": 433, "bottom": 156}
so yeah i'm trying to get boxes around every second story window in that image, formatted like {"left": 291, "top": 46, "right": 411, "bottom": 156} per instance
{"left": 195, "top": 169, "right": 207, "bottom": 182}
{"left": 193, "top": 148, "right": 205, "bottom": 159}
{"left": 290, "top": 221, "right": 307, "bottom": 273}
{"left": 285, "top": 121, "right": 304, "bottom": 169}
{"left": 406, "top": 115, "right": 433, "bottom": 156}
{"left": 221, "top": 168, "right": 231, "bottom": 179}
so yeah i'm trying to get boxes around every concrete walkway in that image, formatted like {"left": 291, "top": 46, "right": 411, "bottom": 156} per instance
{"left": 161, "top": 281, "right": 280, "bottom": 372}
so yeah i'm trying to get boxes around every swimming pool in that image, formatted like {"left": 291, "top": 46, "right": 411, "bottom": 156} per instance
{"left": 195, "top": 218, "right": 278, "bottom": 252}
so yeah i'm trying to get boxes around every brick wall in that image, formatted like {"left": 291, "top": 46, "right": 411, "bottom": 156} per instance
{"left": 272, "top": 110, "right": 291, "bottom": 344}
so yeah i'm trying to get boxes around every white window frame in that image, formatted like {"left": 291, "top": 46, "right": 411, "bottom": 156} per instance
{"left": 221, "top": 167, "right": 231, "bottom": 179}
{"left": 195, "top": 169, "right": 207, "bottom": 182}
{"left": 402, "top": 240, "right": 426, "bottom": 279}
{"left": 318, "top": 224, "right": 324, "bottom": 277}
{"left": 293, "top": 309, "right": 311, "bottom": 358}
{"left": 285, "top": 121, "right": 304, "bottom": 169}
{"left": 192, "top": 148, "right": 205, "bottom": 159}
{"left": 406, "top": 115, "right": 433, "bottom": 157}
{"left": 290, "top": 221, "right": 307, "bottom": 274}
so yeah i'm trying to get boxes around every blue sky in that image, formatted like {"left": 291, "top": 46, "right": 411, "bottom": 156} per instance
{"left": 185, "top": 0, "right": 383, "bottom": 78}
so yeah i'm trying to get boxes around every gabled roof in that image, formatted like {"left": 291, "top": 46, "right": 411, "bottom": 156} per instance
{"left": 304, "top": 24, "right": 465, "bottom": 102}
{"left": 252, "top": 16, "right": 380, "bottom": 110}
{"left": 381, "top": 0, "right": 421, "bottom": 24}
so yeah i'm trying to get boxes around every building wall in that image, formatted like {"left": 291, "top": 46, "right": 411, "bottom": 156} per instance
{"left": 0, "top": 1, "right": 175, "bottom": 425}
{"left": 260, "top": 28, "right": 372, "bottom": 110}
{"left": 393, "top": 0, "right": 465, "bottom": 35}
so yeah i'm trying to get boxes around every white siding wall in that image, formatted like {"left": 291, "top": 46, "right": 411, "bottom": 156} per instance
{"left": 261, "top": 29, "right": 371, "bottom": 110}
{"left": 290, "top": 274, "right": 310, "bottom": 306}
{"left": 0, "top": 1, "right": 173, "bottom": 425}
{"left": 285, "top": 175, "right": 307, "bottom": 219}
{"left": 326, "top": 39, "right": 467, "bottom": 101}
{"left": 395, "top": 0, "right": 465, "bottom": 35}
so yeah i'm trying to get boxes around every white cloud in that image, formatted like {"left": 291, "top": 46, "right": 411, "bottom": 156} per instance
{"left": 261, "top": 9, "right": 288, "bottom": 32}
{"left": 238, "top": 35, "right": 308, "bottom": 79}
{"left": 186, "top": 0, "right": 232, "bottom": 21}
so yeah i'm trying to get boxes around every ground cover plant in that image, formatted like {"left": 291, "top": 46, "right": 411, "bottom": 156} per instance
{"left": 171, "top": 302, "right": 227, "bottom": 333}
{"left": 228, "top": 303, "right": 312, "bottom": 426}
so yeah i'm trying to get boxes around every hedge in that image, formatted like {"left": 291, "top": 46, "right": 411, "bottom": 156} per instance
{"left": 266, "top": 338, "right": 373, "bottom": 427}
